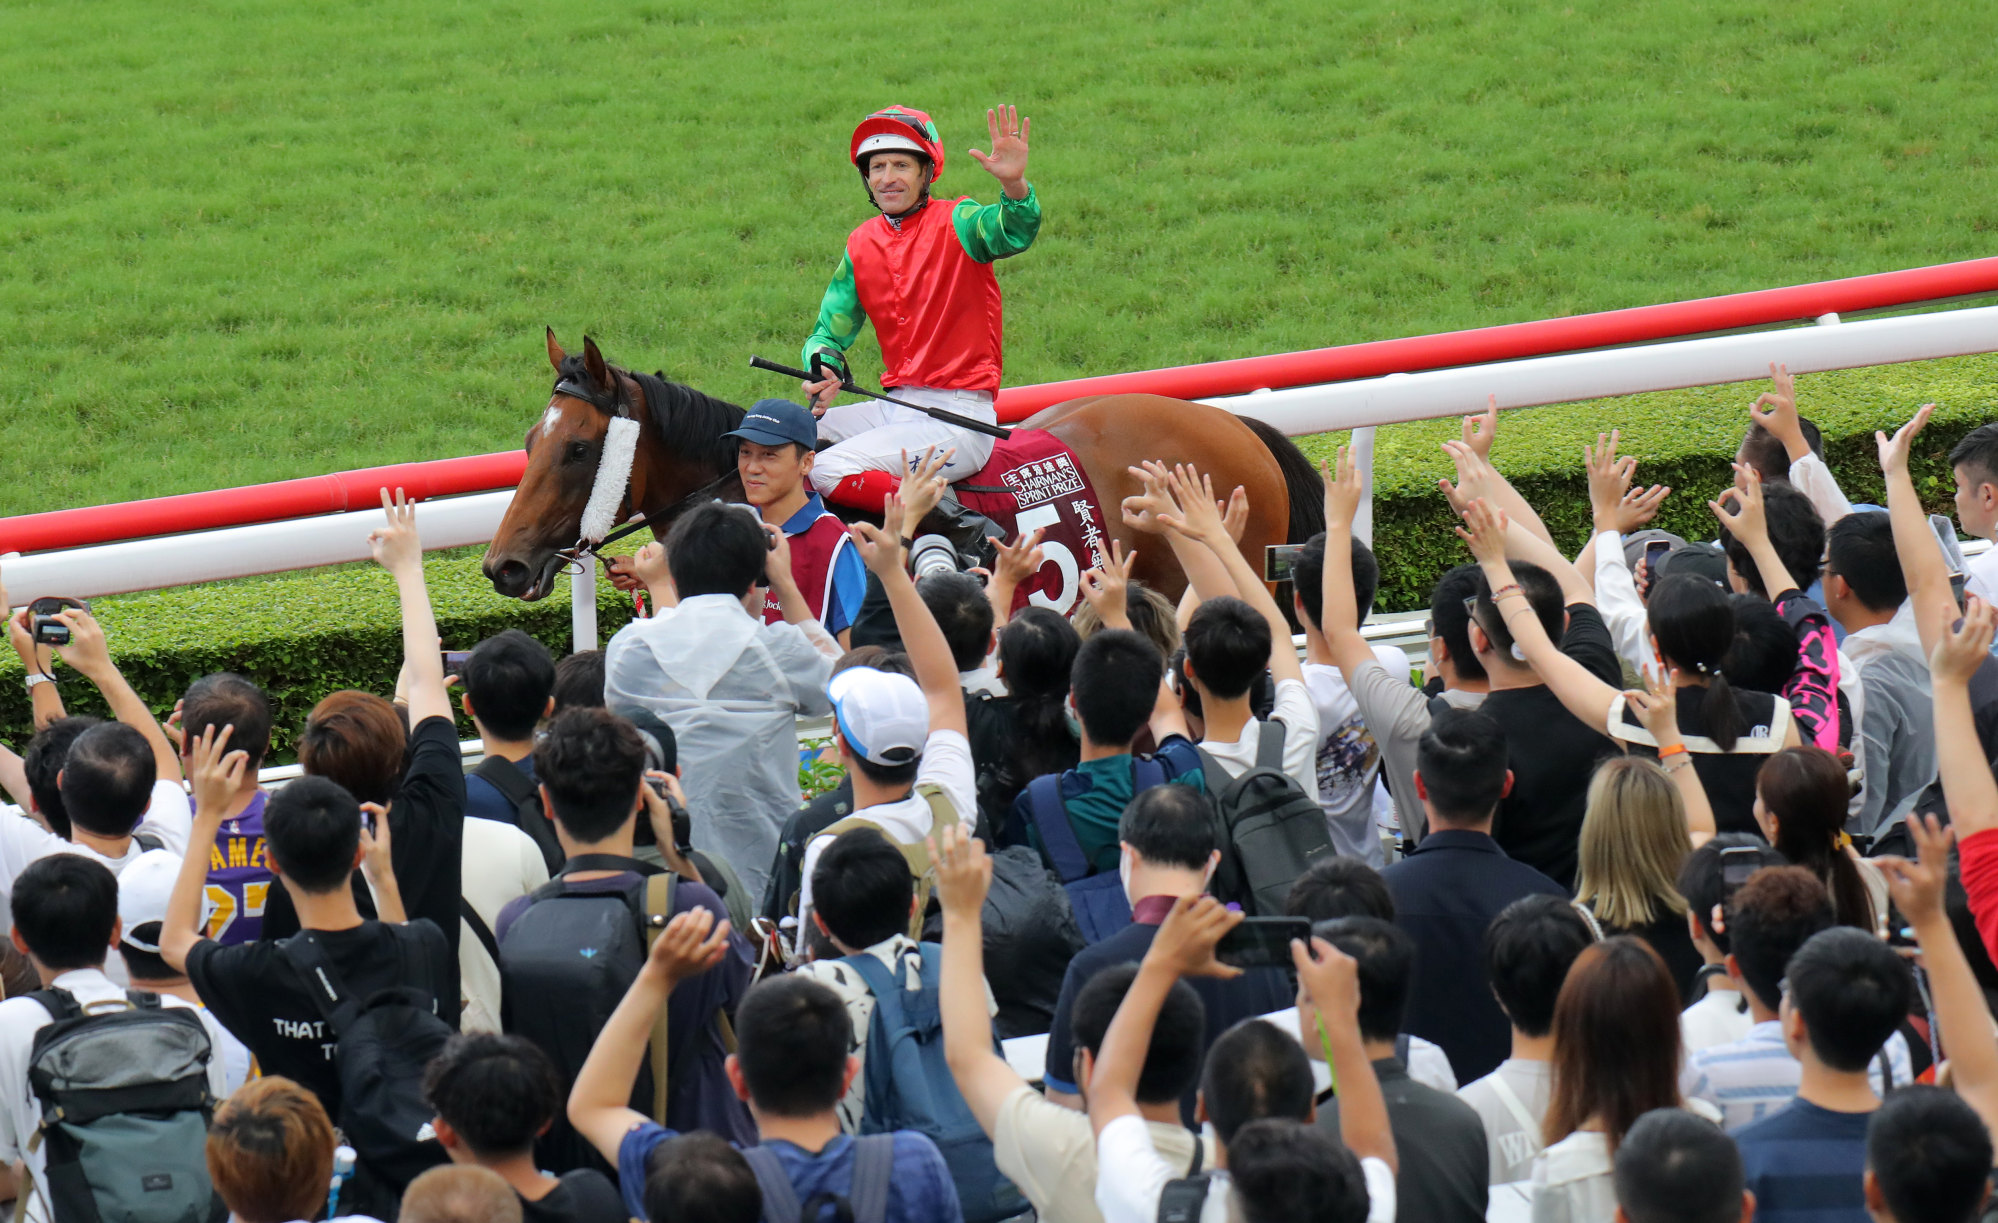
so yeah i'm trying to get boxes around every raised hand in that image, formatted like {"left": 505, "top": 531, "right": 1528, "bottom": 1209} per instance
{"left": 1143, "top": 894, "right": 1243, "bottom": 980}
{"left": 1291, "top": 934, "right": 1362, "bottom": 1024}
{"left": 1613, "top": 484, "right": 1672, "bottom": 534}
{"left": 1708, "top": 463, "right": 1769, "bottom": 544}
{"left": 367, "top": 487, "right": 423, "bottom": 575}
{"left": 1120, "top": 461, "right": 1180, "bottom": 535}
{"left": 50, "top": 607, "right": 113, "bottom": 683}
{"left": 1932, "top": 595, "right": 1997, "bottom": 685}
{"left": 1158, "top": 465, "right": 1229, "bottom": 544}
{"left": 1876, "top": 404, "right": 1936, "bottom": 478}
{"left": 1454, "top": 497, "right": 1511, "bottom": 566}
{"left": 1321, "top": 447, "right": 1363, "bottom": 529}
{"left": 161, "top": 700, "right": 186, "bottom": 752}
{"left": 1585, "top": 431, "right": 1636, "bottom": 526}
{"left": 1748, "top": 362, "right": 1806, "bottom": 456}
{"left": 992, "top": 528, "right": 1047, "bottom": 590}
{"left": 1079, "top": 538, "right": 1137, "bottom": 627}
{"left": 930, "top": 823, "right": 993, "bottom": 922}
{"left": 1876, "top": 812, "right": 1953, "bottom": 933}
{"left": 1462, "top": 394, "right": 1499, "bottom": 460}
{"left": 1625, "top": 666, "right": 1683, "bottom": 743}
{"left": 896, "top": 446, "right": 954, "bottom": 532}
{"left": 189, "top": 723, "right": 248, "bottom": 818}
{"left": 851, "top": 501, "right": 910, "bottom": 576}
{"left": 1438, "top": 438, "right": 1501, "bottom": 515}
{"left": 357, "top": 803, "right": 394, "bottom": 880}
{"left": 642, "top": 906, "right": 732, "bottom": 986}
{"left": 966, "top": 104, "right": 1030, "bottom": 190}
{"left": 1220, "top": 485, "right": 1250, "bottom": 544}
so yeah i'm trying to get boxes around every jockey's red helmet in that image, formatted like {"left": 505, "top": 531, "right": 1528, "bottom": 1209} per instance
{"left": 850, "top": 106, "right": 946, "bottom": 181}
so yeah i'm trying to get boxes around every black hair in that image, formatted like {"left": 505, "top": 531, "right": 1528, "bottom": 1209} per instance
{"left": 117, "top": 928, "right": 173, "bottom": 984}
{"left": 182, "top": 673, "right": 273, "bottom": 769}
{"left": 1785, "top": 926, "right": 1913, "bottom": 1072}
{"left": 664, "top": 501, "right": 768, "bottom": 600}
{"left": 1739, "top": 416, "right": 1823, "bottom": 485}
{"left": 643, "top": 1131, "right": 762, "bottom": 1223}
{"left": 918, "top": 573, "right": 994, "bottom": 673}
{"left": 1485, "top": 894, "right": 1595, "bottom": 1038}
{"left": 24, "top": 715, "right": 102, "bottom": 839}
{"left": 552, "top": 649, "right": 606, "bottom": 713}
{"left": 1721, "top": 594, "right": 1798, "bottom": 695}
{"left": 1647, "top": 575, "right": 1745, "bottom": 751}
{"left": 1120, "top": 785, "right": 1217, "bottom": 871}
{"left": 1312, "top": 916, "right": 1414, "bottom": 1044}
{"left": 1290, "top": 532, "right": 1378, "bottom": 633}
{"left": 1429, "top": 563, "right": 1487, "bottom": 683}
{"left": 623, "top": 707, "right": 679, "bottom": 776}
{"left": 733, "top": 975, "right": 853, "bottom": 1117}
{"left": 1468, "top": 562, "right": 1564, "bottom": 665}
{"left": 810, "top": 827, "right": 913, "bottom": 950}
{"left": 1070, "top": 630, "right": 1165, "bottom": 747}
{"left": 532, "top": 708, "right": 645, "bottom": 845}
{"left": 464, "top": 629, "right": 557, "bottom": 741}
{"left": 11, "top": 854, "right": 116, "bottom": 971}
{"left": 422, "top": 1033, "right": 563, "bottom": 1156}
{"left": 996, "top": 607, "right": 1081, "bottom": 784}
{"left": 1950, "top": 422, "right": 1998, "bottom": 490}
{"left": 1201, "top": 1018, "right": 1314, "bottom": 1144}
{"left": 264, "top": 775, "right": 363, "bottom": 894}
{"left": 1070, "top": 963, "right": 1206, "bottom": 1105}
{"left": 847, "top": 751, "right": 921, "bottom": 789}
{"left": 1285, "top": 858, "right": 1394, "bottom": 923}
{"left": 1716, "top": 483, "right": 1824, "bottom": 598}
{"left": 1416, "top": 708, "right": 1509, "bottom": 826}
{"left": 1612, "top": 1108, "right": 1745, "bottom": 1223}
{"left": 1726, "top": 865, "right": 1833, "bottom": 1012}
{"left": 1183, "top": 597, "right": 1270, "bottom": 700}
{"left": 1675, "top": 834, "right": 1786, "bottom": 952}
{"left": 1228, "top": 1119, "right": 1371, "bottom": 1223}
{"left": 1826, "top": 512, "right": 1907, "bottom": 613}
{"left": 1867, "top": 1085, "right": 1995, "bottom": 1223}
{"left": 58, "top": 721, "right": 156, "bottom": 838}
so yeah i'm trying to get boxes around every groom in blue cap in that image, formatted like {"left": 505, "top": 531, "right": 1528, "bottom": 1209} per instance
{"left": 724, "top": 398, "right": 867, "bottom": 646}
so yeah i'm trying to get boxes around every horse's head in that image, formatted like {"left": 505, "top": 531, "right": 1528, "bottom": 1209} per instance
{"left": 482, "top": 331, "right": 635, "bottom": 601}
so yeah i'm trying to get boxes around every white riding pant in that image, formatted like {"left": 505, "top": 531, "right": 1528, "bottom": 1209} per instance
{"left": 811, "top": 386, "right": 998, "bottom": 492}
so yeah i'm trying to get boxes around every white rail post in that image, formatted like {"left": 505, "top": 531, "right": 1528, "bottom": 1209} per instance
{"left": 1350, "top": 426, "right": 1378, "bottom": 548}
{"left": 572, "top": 563, "right": 598, "bottom": 653}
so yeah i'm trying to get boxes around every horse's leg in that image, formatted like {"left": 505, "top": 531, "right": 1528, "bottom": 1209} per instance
{"left": 1040, "top": 394, "right": 1291, "bottom": 604}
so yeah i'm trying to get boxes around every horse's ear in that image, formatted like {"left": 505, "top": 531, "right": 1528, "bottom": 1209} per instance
{"left": 582, "top": 335, "right": 612, "bottom": 393}
{"left": 546, "top": 327, "right": 566, "bottom": 372}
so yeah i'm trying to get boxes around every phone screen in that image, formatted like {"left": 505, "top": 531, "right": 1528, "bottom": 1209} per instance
{"left": 1217, "top": 917, "right": 1312, "bottom": 969}
{"left": 1644, "top": 540, "right": 1672, "bottom": 571}
{"left": 1719, "top": 846, "right": 1761, "bottom": 894}
{"left": 442, "top": 651, "right": 472, "bottom": 678}
{"left": 1264, "top": 544, "right": 1306, "bottom": 584}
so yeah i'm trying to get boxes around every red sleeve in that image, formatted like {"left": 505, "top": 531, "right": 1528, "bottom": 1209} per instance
{"left": 1958, "top": 829, "right": 1998, "bottom": 967}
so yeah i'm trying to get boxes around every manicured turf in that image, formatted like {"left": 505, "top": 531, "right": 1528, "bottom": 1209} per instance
{"left": 4, "top": 0, "right": 1998, "bottom": 519}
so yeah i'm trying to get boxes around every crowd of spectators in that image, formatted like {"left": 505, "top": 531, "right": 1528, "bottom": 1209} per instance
{"left": 2, "top": 371, "right": 1998, "bottom": 1223}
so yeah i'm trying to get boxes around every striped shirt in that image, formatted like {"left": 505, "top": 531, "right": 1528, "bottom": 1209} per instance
{"left": 1735, "top": 1098, "right": 1872, "bottom": 1223}
{"left": 1680, "top": 1019, "right": 1911, "bottom": 1132}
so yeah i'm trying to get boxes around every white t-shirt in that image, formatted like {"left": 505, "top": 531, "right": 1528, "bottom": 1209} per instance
{"left": 1966, "top": 545, "right": 1998, "bottom": 604}
{"left": 1679, "top": 985, "right": 1754, "bottom": 1055}
{"left": 458, "top": 817, "right": 550, "bottom": 1033}
{"left": 1303, "top": 653, "right": 1407, "bottom": 866}
{"left": 0, "top": 780, "right": 193, "bottom": 909}
{"left": 797, "top": 728, "right": 976, "bottom": 924}
{"left": 991, "top": 1085, "right": 1205, "bottom": 1223}
{"left": 0, "top": 967, "right": 234, "bottom": 1223}
{"left": 1199, "top": 678, "right": 1323, "bottom": 801}
{"left": 1457, "top": 1059, "right": 1552, "bottom": 1186}
{"left": 1093, "top": 1113, "right": 1396, "bottom": 1223}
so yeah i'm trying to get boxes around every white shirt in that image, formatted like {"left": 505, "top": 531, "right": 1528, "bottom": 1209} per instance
{"left": 990, "top": 1085, "right": 1204, "bottom": 1223}
{"left": 1199, "top": 677, "right": 1323, "bottom": 801}
{"left": 1589, "top": 529, "right": 1655, "bottom": 680}
{"left": 0, "top": 781, "right": 193, "bottom": 914}
{"left": 1789, "top": 453, "right": 1856, "bottom": 526}
{"left": 1458, "top": 1058, "right": 1553, "bottom": 1187}
{"left": 0, "top": 967, "right": 234, "bottom": 1223}
{"left": 604, "top": 594, "right": 838, "bottom": 900}
{"left": 1528, "top": 1102, "right": 1721, "bottom": 1223}
{"left": 797, "top": 728, "right": 976, "bottom": 926}
{"left": 457, "top": 817, "right": 550, "bottom": 1033}
{"left": 1303, "top": 652, "right": 1407, "bottom": 867}
{"left": 1093, "top": 1113, "right": 1396, "bottom": 1223}
{"left": 1966, "top": 546, "right": 1998, "bottom": 604}
{"left": 1679, "top": 985, "right": 1755, "bottom": 1055}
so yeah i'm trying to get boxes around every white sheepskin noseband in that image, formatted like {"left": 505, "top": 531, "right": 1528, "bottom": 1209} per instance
{"left": 578, "top": 416, "right": 641, "bottom": 544}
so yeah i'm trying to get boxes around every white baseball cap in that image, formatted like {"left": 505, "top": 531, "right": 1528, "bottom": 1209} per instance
{"left": 117, "top": 849, "right": 184, "bottom": 953}
{"left": 827, "top": 667, "right": 930, "bottom": 766}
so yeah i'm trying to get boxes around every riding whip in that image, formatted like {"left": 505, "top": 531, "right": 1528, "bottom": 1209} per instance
{"left": 747, "top": 356, "right": 1012, "bottom": 440}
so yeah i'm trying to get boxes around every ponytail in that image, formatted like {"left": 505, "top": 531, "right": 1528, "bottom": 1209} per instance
{"left": 1700, "top": 672, "right": 1744, "bottom": 753}
{"left": 1650, "top": 575, "right": 1741, "bottom": 749}
{"left": 1759, "top": 747, "right": 1875, "bottom": 929}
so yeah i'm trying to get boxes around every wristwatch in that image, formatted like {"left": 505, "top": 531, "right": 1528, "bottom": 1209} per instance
{"left": 23, "top": 673, "right": 54, "bottom": 693}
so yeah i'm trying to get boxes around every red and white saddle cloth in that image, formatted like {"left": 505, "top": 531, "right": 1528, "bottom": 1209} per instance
{"left": 955, "top": 429, "right": 1109, "bottom": 616}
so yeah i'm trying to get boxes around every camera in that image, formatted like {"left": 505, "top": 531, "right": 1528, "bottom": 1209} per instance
{"left": 29, "top": 598, "right": 87, "bottom": 647}
{"left": 909, "top": 533, "right": 961, "bottom": 580}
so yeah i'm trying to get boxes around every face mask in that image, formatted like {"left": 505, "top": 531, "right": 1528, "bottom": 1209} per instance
{"left": 1118, "top": 845, "right": 1134, "bottom": 903}
{"left": 1064, "top": 699, "right": 1083, "bottom": 740}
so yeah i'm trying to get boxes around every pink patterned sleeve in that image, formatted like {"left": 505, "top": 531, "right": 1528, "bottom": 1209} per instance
{"left": 1775, "top": 589, "right": 1841, "bottom": 751}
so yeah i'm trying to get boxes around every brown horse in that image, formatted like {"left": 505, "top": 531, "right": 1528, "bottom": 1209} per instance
{"left": 483, "top": 332, "right": 1325, "bottom": 604}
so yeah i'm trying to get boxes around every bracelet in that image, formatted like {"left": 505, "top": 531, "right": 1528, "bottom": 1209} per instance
{"left": 1661, "top": 755, "right": 1693, "bottom": 773}
{"left": 1490, "top": 583, "right": 1524, "bottom": 600}
{"left": 1657, "top": 743, "right": 1688, "bottom": 760}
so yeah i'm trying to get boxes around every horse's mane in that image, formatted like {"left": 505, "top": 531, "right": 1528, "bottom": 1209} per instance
{"left": 557, "top": 354, "right": 745, "bottom": 474}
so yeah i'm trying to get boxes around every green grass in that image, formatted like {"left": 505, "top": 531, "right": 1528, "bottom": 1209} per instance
{"left": 4, "top": 0, "right": 1998, "bottom": 518}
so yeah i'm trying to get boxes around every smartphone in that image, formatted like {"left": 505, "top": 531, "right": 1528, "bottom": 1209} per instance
{"left": 1643, "top": 539, "right": 1672, "bottom": 573}
{"left": 442, "top": 651, "right": 472, "bottom": 678}
{"left": 1719, "top": 846, "right": 1762, "bottom": 895}
{"left": 1216, "top": 917, "right": 1312, "bottom": 970}
{"left": 1263, "top": 544, "right": 1306, "bottom": 584}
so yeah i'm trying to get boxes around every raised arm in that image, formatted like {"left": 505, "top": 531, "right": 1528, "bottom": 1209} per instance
{"left": 1122, "top": 462, "right": 1234, "bottom": 606}
{"left": 1709, "top": 466, "right": 1800, "bottom": 602}
{"left": 568, "top": 907, "right": 731, "bottom": 1165}
{"left": 161, "top": 725, "right": 245, "bottom": 972}
{"left": 986, "top": 529, "right": 1046, "bottom": 628}
{"left": 1293, "top": 936, "right": 1396, "bottom": 1173}
{"left": 1879, "top": 406, "right": 1958, "bottom": 657}
{"left": 1753, "top": 363, "right": 1854, "bottom": 524}
{"left": 1625, "top": 672, "right": 1716, "bottom": 846}
{"left": 1320, "top": 449, "right": 1395, "bottom": 679}
{"left": 1160, "top": 466, "right": 1303, "bottom": 686}
{"left": 1439, "top": 397, "right": 1556, "bottom": 546}
{"left": 1077, "top": 540, "right": 1139, "bottom": 634}
{"left": 49, "top": 608, "right": 181, "bottom": 783}
{"left": 1931, "top": 599, "right": 1998, "bottom": 841}
{"left": 851, "top": 501, "right": 965, "bottom": 736}
{"left": 368, "top": 489, "right": 451, "bottom": 727}
{"left": 7, "top": 601, "right": 64, "bottom": 731}
{"left": 934, "top": 826, "right": 1021, "bottom": 1135}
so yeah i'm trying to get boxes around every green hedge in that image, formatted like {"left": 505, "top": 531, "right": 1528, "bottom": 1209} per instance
{"left": 5, "top": 353, "right": 1992, "bottom": 752}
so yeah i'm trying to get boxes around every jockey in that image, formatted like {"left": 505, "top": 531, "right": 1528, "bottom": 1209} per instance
{"left": 800, "top": 103, "right": 1041, "bottom": 554}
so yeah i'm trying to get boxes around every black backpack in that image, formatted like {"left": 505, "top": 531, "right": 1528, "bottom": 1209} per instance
{"left": 1197, "top": 720, "right": 1335, "bottom": 915}
{"left": 22, "top": 990, "right": 222, "bottom": 1223}
{"left": 474, "top": 755, "right": 564, "bottom": 874}
{"left": 1154, "top": 1134, "right": 1210, "bottom": 1223}
{"left": 281, "top": 932, "right": 452, "bottom": 1197}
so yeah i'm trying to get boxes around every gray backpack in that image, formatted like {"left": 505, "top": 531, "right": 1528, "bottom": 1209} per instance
{"left": 21, "top": 989, "right": 220, "bottom": 1223}
{"left": 1197, "top": 720, "right": 1336, "bottom": 915}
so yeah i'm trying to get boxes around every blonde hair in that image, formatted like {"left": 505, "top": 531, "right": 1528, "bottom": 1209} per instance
{"left": 1071, "top": 581, "right": 1181, "bottom": 657}
{"left": 401, "top": 1165, "right": 523, "bottom": 1223}
{"left": 1574, "top": 757, "right": 1692, "bottom": 929}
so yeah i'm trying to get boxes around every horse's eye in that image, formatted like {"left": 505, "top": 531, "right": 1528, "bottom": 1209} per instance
{"left": 564, "top": 440, "right": 591, "bottom": 464}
